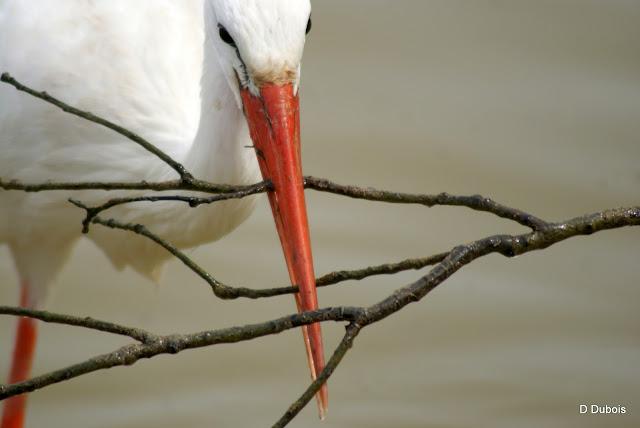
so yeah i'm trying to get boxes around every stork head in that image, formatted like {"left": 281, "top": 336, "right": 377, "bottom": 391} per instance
{"left": 208, "top": 0, "right": 311, "bottom": 96}
{"left": 206, "top": 0, "right": 327, "bottom": 419}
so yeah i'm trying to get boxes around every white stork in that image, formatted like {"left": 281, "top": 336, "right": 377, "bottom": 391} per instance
{"left": 0, "top": 1, "right": 328, "bottom": 426}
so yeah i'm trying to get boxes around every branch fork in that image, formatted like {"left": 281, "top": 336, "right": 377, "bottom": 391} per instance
{"left": 1, "top": 73, "right": 639, "bottom": 427}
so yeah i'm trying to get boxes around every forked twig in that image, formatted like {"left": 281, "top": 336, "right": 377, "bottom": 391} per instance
{"left": 1, "top": 72, "right": 638, "bottom": 428}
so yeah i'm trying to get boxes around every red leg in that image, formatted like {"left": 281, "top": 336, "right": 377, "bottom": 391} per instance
{"left": 2, "top": 284, "right": 38, "bottom": 428}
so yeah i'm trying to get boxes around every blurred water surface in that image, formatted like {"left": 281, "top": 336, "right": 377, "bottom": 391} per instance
{"left": 1, "top": 1, "right": 639, "bottom": 427}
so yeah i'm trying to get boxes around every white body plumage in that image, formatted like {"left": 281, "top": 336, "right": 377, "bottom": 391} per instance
{"left": 0, "top": 1, "right": 270, "bottom": 303}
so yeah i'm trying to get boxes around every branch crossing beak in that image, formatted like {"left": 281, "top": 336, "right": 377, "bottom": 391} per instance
{"left": 241, "top": 83, "right": 328, "bottom": 419}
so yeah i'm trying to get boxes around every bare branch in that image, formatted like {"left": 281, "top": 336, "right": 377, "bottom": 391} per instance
{"left": 0, "top": 306, "right": 364, "bottom": 400}
{"left": 305, "top": 176, "right": 550, "bottom": 231}
{"left": 1, "top": 205, "right": 637, "bottom": 411}
{"left": 316, "top": 253, "right": 449, "bottom": 288}
{"left": 0, "top": 178, "right": 268, "bottom": 194}
{"left": 360, "top": 206, "right": 640, "bottom": 326}
{"left": 80, "top": 211, "right": 450, "bottom": 300}
{"left": 2, "top": 173, "right": 550, "bottom": 234}
{"left": 0, "top": 307, "right": 156, "bottom": 344}
{"left": 67, "top": 182, "right": 270, "bottom": 230}
{"left": 0, "top": 179, "right": 182, "bottom": 192}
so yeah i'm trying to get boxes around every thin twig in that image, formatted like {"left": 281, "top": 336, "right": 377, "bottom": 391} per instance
{"left": 273, "top": 324, "right": 362, "bottom": 428}
{"left": 3, "top": 174, "right": 550, "bottom": 232}
{"left": 69, "top": 181, "right": 270, "bottom": 231}
{"left": 80, "top": 210, "right": 450, "bottom": 299}
{"left": 0, "top": 179, "right": 183, "bottom": 192}
{"left": 0, "top": 178, "right": 268, "bottom": 194}
{"left": 305, "top": 176, "right": 550, "bottom": 231}
{"left": 0, "top": 307, "right": 156, "bottom": 344}
{"left": 316, "top": 253, "right": 449, "bottom": 287}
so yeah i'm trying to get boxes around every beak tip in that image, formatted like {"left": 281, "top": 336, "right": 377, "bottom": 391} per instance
{"left": 317, "top": 383, "right": 329, "bottom": 420}
{"left": 319, "top": 409, "right": 327, "bottom": 421}
{"left": 317, "top": 397, "right": 328, "bottom": 421}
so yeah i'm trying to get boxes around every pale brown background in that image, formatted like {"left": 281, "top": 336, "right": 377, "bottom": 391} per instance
{"left": 1, "top": 1, "right": 639, "bottom": 427}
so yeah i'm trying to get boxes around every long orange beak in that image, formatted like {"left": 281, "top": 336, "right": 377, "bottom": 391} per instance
{"left": 241, "top": 83, "right": 328, "bottom": 419}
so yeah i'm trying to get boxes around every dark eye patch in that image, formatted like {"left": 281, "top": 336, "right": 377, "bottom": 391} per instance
{"left": 218, "top": 25, "right": 236, "bottom": 47}
{"left": 306, "top": 17, "right": 312, "bottom": 35}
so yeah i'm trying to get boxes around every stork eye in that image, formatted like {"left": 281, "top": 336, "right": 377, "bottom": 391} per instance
{"left": 218, "top": 25, "right": 236, "bottom": 47}
{"left": 306, "top": 17, "right": 312, "bottom": 35}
